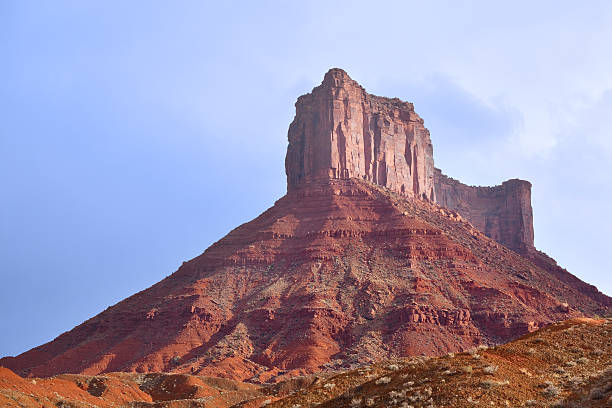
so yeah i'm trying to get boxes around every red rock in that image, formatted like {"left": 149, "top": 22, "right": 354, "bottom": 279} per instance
{"left": 434, "top": 169, "right": 534, "bottom": 253}
{"left": 286, "top": 68, "right": 435, "bottom": 200}
{"left": 1, "top": 69, "right": 609, "bottom": 383}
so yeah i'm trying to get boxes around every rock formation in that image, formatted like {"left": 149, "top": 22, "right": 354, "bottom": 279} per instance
{"left": 286, "top": 69, "right": 435, "bottom": 200}
{"left": 286, "top": 69, "right": 535, "bottom": 254}
{"left": 1, "top": 69, "right": 609, "bottom": 383}
{"left": 434, "top": 169, "right": 534, "bottom": 253}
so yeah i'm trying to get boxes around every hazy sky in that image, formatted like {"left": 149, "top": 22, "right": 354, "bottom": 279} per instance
{"left": 2, "top": 1, "right": 611, "bottom": 358}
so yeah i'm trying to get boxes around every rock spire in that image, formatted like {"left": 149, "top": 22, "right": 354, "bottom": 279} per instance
{"left": 285, "top": 68, "right": 436, "bottom": 200}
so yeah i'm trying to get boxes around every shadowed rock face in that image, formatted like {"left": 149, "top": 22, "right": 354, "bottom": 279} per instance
{"left": 434, "top": 169, "right": 534, "bottom": 253}
{"left": 286, "top": 68, "right": 436, "bottom": 200}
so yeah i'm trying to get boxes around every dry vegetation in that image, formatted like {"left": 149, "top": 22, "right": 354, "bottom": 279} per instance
{"left": 269, "top": 317, "right": 612, "bottom": 408}
{"left": 1, "top": 318, "right": 610, "bottom": 407}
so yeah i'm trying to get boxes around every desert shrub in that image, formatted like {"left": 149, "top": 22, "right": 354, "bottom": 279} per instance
{"left": 388, "top": 390, "right": 407, "bottom": 398}
{"left": 323, "top": 382, "right": 335, "bottom": 389}
{"left": 387, "top": 364, "right": 400, "bottom": 371}
{"left": 483, "top": 365, "right": 498, "bottom": 374}
{"left": 575, "top": 357, "right": 589, "bottom": 364}
{"left": 461, "top": 365, "right": 473, "bottom": 374}
{"left": 480, "top": 379, "right": 509, "bottom": 389}
{"left": 565, "top": 361, "right": 577, "bottom": 367}
{"left": 376, "top": 376, "right": 392, "bottom": 385}
{"left": 542, "top": 384, "right": 561, "bottom": 398}
{"left": 567, "top": 376, "right": 583, "bottom": 386}
{"left": 350, "top": 397, "right": 362, "bottom": 407}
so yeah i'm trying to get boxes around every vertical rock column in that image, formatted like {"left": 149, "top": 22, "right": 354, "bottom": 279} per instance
{"left": 285, "top": 68, "right": 436, "bottom": 200}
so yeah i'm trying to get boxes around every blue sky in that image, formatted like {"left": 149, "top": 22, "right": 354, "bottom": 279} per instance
{"left": 1, "top": 1, "right": 611, "bottom": 358}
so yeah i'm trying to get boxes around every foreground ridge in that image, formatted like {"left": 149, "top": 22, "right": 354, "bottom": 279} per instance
{"left": 2, "top": 318, "right": 610, "bottom": 407}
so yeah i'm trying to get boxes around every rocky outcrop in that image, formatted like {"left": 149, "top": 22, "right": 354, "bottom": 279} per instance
{"left": 434, "top": 169, "right": 534, "bottom": 253}
{"left": 286, "top": 68, "right": 436, "bottom": 200}
{"left": 286, "top": 69, "right": 536, "bottom": 254}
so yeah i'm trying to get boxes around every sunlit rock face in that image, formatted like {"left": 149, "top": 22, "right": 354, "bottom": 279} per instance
{"left": 286, "top": 68, "right": 436, "bottom": 200}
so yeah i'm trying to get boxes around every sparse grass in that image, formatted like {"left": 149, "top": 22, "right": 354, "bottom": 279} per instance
{"left": 375, "top": 376, "right": 391, "bottom": 385}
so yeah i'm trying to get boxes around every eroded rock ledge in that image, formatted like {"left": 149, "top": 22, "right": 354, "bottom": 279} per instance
{"left": 434, "top": 169, "right": 534, "bottom": 253}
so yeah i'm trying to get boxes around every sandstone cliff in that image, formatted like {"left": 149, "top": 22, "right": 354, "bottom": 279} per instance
{"left": 434, "top": 169, "right": 534, "bottom": 253}
{"left": 285, "top": 68, "right": 536, "bottom": 255}
{"left": 286, "top": 68, "right": 435, "bottom": 200}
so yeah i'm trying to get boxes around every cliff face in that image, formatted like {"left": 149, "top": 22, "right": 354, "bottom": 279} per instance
{"left": 285, "top": 68, "right": 535, "bottom": 254}
{"left": 434, "top": 169, "right": 534, "bottom": 253}
{"left": 286, "top": 68, "right": 435, "bottom": 200}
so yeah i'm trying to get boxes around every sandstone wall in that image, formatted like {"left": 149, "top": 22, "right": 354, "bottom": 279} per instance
{"left": 434, "top": 168, "right": 534, "bottom": 253}
{"left": 285, "top": 68, "right": 436, "bottom": 200}
{"left": 285, "top": 68, "right": 535, "bottom": 253}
